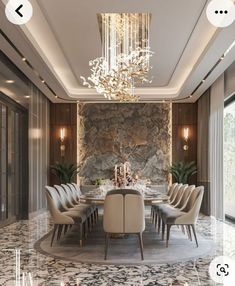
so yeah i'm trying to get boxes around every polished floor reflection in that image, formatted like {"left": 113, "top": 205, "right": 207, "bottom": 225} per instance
{"left": 0, "top": 212, "right": 235, "bottom": 285}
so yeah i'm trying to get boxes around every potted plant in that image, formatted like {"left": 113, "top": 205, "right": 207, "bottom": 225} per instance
{"left": 50, "top": 162, "right": 80, "bottom": 184}
{"left": 169, "top": 161, "right": 197, "bottom": 184}
{"left": 95, "top": 178, "right": 103, "bottom": 186}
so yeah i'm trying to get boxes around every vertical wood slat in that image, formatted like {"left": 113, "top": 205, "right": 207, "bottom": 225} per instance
{"left": 172, "top": 103, "right": 198, "bottom": 185}
{"left": 49, "top": 103, "right": 78, "bottom": 185}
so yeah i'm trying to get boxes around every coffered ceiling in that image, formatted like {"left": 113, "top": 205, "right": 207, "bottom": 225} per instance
{"left": 1, "top": 0, "right": 235, "bottom": 102}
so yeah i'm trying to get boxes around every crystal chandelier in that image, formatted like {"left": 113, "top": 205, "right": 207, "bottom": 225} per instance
{"left": 81, "top": 13, "right": 153, "bottom": 102}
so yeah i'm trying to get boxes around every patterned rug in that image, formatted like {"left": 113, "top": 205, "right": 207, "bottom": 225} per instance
{"left": 34, "top": 217, "right": 215, "bottom": 265}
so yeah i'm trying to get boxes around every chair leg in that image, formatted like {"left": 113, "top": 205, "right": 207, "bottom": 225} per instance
{"left": 138, "top": 233, "right": 144, "bottom": 260}
{"left": 104, "top": 233, "right": 110, "bottom": 260}
{"left": 181, "top": 225, "right": 185, "bottom": 234}
{"left": 57, "top": 225, "right": 63, "bottom": 241}
{"left": 91, "top": 213, "right": 94, "bottom": 227}
{"left": 51, "top": 224, "right": 58, "bottom": 246}
{"left": 64, "top": 225, "right": 68, "bottom": 235}
{"left": 186, "top": 225, "right": 192, "bottom": 241}
{"left": 166, "top": 224, "right": 172, "bottom": 248}
{"left": 158, "top": 215, "right": 161, "bottom": 234}
{"left": 80, "top": 223, "right": 84, "bottom": 247}
{"left": 154, "top": 213, "right": 158, "bottom": 228}
{"left": 162, "top": 221, "right": 165, "bottom": 240}
{"left": 191, "top": 224, "right": 199, "bottom": 247}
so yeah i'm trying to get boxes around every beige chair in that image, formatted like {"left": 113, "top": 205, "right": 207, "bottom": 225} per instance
{"left": 45, "top": 186, "right": 87, "bottom": 246}
{"left": 153, "top": 183, "right": 183, "bottom": 231}
{"left": 151, "top": 183, "right": 178, "bottom": 221}
{"left": 161, "top": 186, "right": 204, "bottom": 247}
{"left": 67, "top": 183, "right": 99, "bottom": 223}
{"left": 103, "top": 189, "right": 145, "bottom": 260}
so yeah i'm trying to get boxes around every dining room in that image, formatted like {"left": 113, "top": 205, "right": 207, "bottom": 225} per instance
{"left": 1, "top": 0, "right": 235, "bottom": 284}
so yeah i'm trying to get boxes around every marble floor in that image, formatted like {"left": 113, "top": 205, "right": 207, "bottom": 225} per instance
{"left": 0, "top": 212, "right": 235, "bottom": 286}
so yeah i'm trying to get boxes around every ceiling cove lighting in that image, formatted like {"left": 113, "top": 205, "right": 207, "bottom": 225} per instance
{"left": 81, "top": 13, "right": 153, "bottom": 102}
{"left": 191, "top": 40, "right": 235, "bottom": 96}
{"left": 5, "top": 80, "right": 15, "bottom": 83}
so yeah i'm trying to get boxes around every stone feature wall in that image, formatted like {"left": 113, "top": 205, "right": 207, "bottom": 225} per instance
{"left": 78, "top": 103, "right": 171, "bottom": 184}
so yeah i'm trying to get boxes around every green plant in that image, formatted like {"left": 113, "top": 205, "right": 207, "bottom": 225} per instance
{"left": 169, "top": 161, "right": 197, "bottom": 184}
{"left": 51, "top": 162, "right": 80, "bottom": 184}
{"left": 95, "top": 178, "right": 103, "bottom": 186}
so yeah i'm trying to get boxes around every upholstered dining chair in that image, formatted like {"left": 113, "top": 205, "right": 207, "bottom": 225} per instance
{"left": 161, "top": 186, "right": 204, "bottom": 247}
{"left": 103, "top": 189, "right": 145, "bottom": 260}
{"left": 151, "top": 183, "right": 178, "bottom": 221}
{"left": 45, "top": 186, "right": 87, "bottom": 246}
{"left": 63, "top": 183, "right": 98, "bottom": 228}
{"left": 152, "top": 183, "right": 183, "bottom": 230}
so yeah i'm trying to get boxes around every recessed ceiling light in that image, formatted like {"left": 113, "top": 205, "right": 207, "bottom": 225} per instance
{"left": 55, "top": 95, "right": 58, "bottom": 98}
{"left": 24, "top": 95, "right": 30, "bottom": 99}
{"left": 189, "top": 95, "right": 193, "bottom": 98}
{"left": 5, "top": 80, "right": 15, "bottom": 83}
{"left": 220, "top": 56, "right": 225, "bottom": 60}
{"left": 202, "top": 79, "right": 206, "bottom": 83}
{"left": 22, "top": 57, "right": 26, "bottom": 62}
{"left": 41, "top": 79, "right": 45, "bottom": 83}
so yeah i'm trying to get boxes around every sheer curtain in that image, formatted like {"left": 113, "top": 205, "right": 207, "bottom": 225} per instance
{"left": 209, "top": 74, "right": 224, "bottom": 220}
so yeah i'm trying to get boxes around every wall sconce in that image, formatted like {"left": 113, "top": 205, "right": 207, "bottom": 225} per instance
{"left": 59, "top": 128, "right": 66, "bottom": 157}
{"left": 182, "top": 127, "right": 189, "bottom": 151}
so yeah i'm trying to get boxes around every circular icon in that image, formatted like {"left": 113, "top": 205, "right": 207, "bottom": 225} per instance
{"left": 5, "top": 0, "right": 33, "bottom": 25}
{"left": 206, "top": 0, "right": 235, "bottom": 28}
{"left": 209, "top": 256, "right": 235, "bottom": 285}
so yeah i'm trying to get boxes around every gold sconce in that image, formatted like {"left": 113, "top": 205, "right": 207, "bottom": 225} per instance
{"left": 182, "top": 127, "right": 189, "bottom": 151}
{"left": 59, "top": 128, "right": 66, "bottom": 157}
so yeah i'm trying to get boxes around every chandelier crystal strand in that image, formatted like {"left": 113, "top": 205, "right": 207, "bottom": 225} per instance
{"left": 81, "top": 13, "right": 153, "bottom": 102}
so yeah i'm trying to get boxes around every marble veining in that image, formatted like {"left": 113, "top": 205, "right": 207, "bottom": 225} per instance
{"left": 0, "top": 212, "right": 235, "bottom": 285}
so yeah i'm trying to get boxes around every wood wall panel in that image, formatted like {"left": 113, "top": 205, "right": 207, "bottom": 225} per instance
{"left": 50, "top": 103, "right": 77, "bottom": 185}
{"left": 172, "top": 103, "right": 198, "bottom": 184}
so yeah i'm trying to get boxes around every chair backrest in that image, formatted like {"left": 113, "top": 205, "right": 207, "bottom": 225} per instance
{"left": 167, "top": 183, "right": 178, "bottom": 196}
{"left": 169, "top": 183, "right": 182, "bottom": 202}
{"left": 54, "top": 185, "right": 71, "bottom": 210}
{"left": 61, "top": 184, "right": 75, "bottom": 205}
{"left": 183, "top": 186, "right": 204, "bottom": 212}
{"left": 175, "top": 185, "right": 195, "bottom": 209}
{"left": 67, "top": 183, "right": 79, "bottom": 201}
{"left": 171, "top": 184, "right": 188, "bottom": 206}
{"left": 45, "top": 186, "right": 74, "bottom": 225}
{"left": 103, "top": 189, "right": 145, "bottom": 234}
{"left": 72, "top": 183, "right": 83, "bottom": 196}
{"left": 103, "top": 194, "right": 124, "bottom": 233}
{"left": 175, "top": 186, "right": 204, "bottom": 224}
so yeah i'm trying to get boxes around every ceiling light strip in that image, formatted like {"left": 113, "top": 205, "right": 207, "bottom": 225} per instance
{"left": 0, "top": 30, "right": 57, "bottom": 97}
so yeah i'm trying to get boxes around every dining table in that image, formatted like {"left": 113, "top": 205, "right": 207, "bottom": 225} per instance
{"left": 80, "top": 186, "right": 168, "bottom": 205}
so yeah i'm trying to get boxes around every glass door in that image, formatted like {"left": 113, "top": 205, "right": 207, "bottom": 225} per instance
{"left": 224, "top": 96, "right": 235, "bottom": 221}
{"left": 0, "top": 99, "right": 27, "bottom": 225}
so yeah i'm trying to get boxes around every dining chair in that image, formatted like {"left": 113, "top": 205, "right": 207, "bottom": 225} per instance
{"left": 103, "top": 189, "right": 145, "bottom": 260}
{"left": 67, "top": 183, "right": 98, "bottom": 224}
{"left": 152, "top": 183, "right": 183, "bottom": 230}
{"left": 45, "top": 186, "right": 87, "bottom": 246}
{"left": 161, "top": 186, "right": 204, "bottom": 247}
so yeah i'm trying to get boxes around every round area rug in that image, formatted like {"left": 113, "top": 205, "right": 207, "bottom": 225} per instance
{"left": 34, "top": 218, "right": 215, "bottom": 265}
